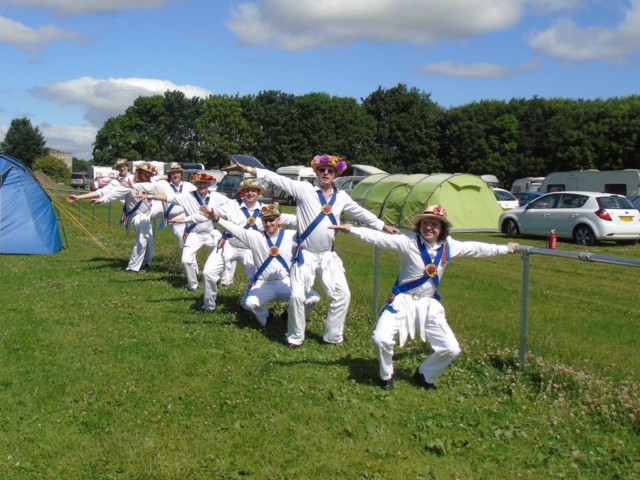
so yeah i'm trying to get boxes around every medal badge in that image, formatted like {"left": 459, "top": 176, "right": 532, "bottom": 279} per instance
{"left": 424, "top": 263, "right": 438, "bottom": 278}
{"left": 269, "top": 246, "right": 280, "bottom": 257}
{"left": 247, "top": 217, "right": 256, "bottom": 226}
{"left": 322, "top": 204, "right": 333, "bottom": 215}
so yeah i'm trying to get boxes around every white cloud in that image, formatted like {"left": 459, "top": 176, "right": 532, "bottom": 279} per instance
{"left": 528, "top": 0, "right": 640, "bottom": 61}
{"left": 39, "top": 123, "right": 97, "bottom": 159}
{"left": 226, "top": 0, "right": 526, "bottom": 51}
{"left": 0, "top": 14, "right": 83, "bottom": 51}
{"left": 29, "top": 76, "right": 213, "bottom": 127}
{"left": 3, "top": 0, "right": 178, "bottom": 15}
{"left": 526, "top": 0, "right": 581, "bottom": 14}
{"left": 416, "top": 61, "right": 519, "bottom": 79}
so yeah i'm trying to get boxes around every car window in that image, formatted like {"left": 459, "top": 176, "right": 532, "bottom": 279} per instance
{"left": 557, "top": 194, "right": 585, "bottom": 208}
{"left": 529, "top": 194, "right": 558, "bottom": 209}
{"left": 597, "top": 196, "right": 634, "bottom": 209}
{"left": 493, "top": 189, "right": 516, "bottom": 201}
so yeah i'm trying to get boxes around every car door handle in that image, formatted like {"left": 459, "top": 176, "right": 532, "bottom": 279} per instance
{"left": 543, "top": 213, "right": 550, "bottom": 217}
{"left": 570, "top": 214, "right": 578, "bottom": 217}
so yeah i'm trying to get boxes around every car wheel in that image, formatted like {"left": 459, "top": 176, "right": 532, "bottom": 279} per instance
{"left": 286, "top": 196, "right": 294, "bottom": 206}
{"left": 573, "top": 225, "right": 596, "bottom": 246}
{"left": 503, "top": 219, "right": 519, "bottom": 238}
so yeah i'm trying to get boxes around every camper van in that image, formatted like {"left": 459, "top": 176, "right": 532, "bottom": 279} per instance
{"left": 511, "top": 177, "right": 545, "bottom": 193}
{"left": 538, "top": 170, "right": 640, "bottom": 197}
{"left": 270, "top": 165, "right": 316, "bottom": 205}
{"left": 86, "top": 165, "right": 119, "bottom": 188}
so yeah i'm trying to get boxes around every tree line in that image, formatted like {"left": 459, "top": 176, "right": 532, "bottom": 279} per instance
{"left": 4, "top": 84, "right": 640, "bottom": 189}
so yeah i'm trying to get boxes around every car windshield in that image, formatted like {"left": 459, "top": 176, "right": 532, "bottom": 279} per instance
{"left": 494, "top": 189, "right": 516, "bottom": 201}
{"left": 72, "top": 173, "right": 84, "bottom": 179}
{"left": 597, "top": 196, "right": 634, "bottom": 209}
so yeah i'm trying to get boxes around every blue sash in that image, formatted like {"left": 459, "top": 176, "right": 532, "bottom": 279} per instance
{"left": 160, "top": 183, "right": 183, "bottom": 229}
{"left": 120, "top": 200, "right": 144, "bottom": 230}
{"left": 292, "top": 190, "right": 337, "bottom": 264}
{"left": 183, "top": 191, "right": 210, "bottom": 242}
{"left": 382, "top": 238, "right": 450, "bottom": 314}
{"left": 242, "top": 230, "right": 289, "bottom": 304}
{"left": 242, "top": 207, "right": 260, "bottom": 230}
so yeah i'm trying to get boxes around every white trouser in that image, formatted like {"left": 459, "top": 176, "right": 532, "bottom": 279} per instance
{"left": 181, "top": 230, "right": 218, "bottom": 290}
{"left": 202, "top": 245, "right": 225, "bottom": 311}
{"left": 371, "top": 295, "right": 461, "bottom": 383}
{"left": 243, "top": 278, "right": 320, "bottom": 326}
{"left": 126, "top": 214, "right": 154, "bottom": 272}
{"left": 287, "top": 250, "right": 350, "bottom": 345}
{"left": 221, "top": 243, "right": 255, "bottom": 286}
{"left": 168, "top": 222, "right": 186, "bottom": 248}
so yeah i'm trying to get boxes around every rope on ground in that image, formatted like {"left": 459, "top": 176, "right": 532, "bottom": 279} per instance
{"left": 52, "top": 197, "right": 113, "bottom": 255}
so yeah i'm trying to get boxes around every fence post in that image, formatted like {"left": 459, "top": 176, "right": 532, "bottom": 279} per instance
{"left": 519, "top": 248, "right": 531, "bottom": 373}
{"left": 372, "top": 246, "right": 380, "bottom": 322}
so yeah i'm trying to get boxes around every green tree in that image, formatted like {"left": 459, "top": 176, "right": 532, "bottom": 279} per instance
{"left": 197, "top": 95, "right": 253, "bottom": 168}
{"left": 72, "top": 157, "right": 92, "bottom": 172}
{"left": 0, "top": 117, "right": 47, "bottom": 167}
{"left": 362, "top": 84, "right": 443, "bottom": 174}
{"left": 32, "top": 155, "right": 70, "bottom": 184}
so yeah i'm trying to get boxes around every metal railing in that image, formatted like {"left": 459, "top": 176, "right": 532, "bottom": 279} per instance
{"left": 516, "top": 246, "right": 640, "bottom": 372}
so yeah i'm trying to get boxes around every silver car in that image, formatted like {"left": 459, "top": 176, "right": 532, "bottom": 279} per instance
{"left": 499, "top": 191, "right": 640, "bottom": 246}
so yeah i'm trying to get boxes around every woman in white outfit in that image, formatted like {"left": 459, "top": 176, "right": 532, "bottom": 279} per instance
{"left": 202, "top": 202, "right": 320, "bottom": 327}
{"left": 330, "top": 205, "right": 519, "bottom": 390}
{"left": 224, "top": 155, "right": 399, "bottom": 348}
{"left": 152, "top": 162, "right": 196, "bottom": 246}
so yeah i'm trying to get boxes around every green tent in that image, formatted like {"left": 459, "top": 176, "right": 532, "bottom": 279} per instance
{"left": 350, "top": 173, "right": 503, "bottom": 232}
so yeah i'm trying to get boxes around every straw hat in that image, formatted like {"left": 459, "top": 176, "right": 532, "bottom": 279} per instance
{"left": 135, "top": 162, "right": 158, "bottom": 175}
{"left": 238, "top": 178, "right": 266, "bottom": 193}
{"left": 310, "top": 154, "right": 347, "bottom": 175}
{"left": 114, "top": 158, "right": 129, "bottom": 169}
{"left": 411, "top": 205, "right": 453, "bottom": 229}
{"left": 191, "top": 172, "right": 216, "bottom": 183}
{"left": 167, "top": 162, "right": 183, "bottom": 173}
{"left": 259, "top": 203, "right": 282, "bottom": 219}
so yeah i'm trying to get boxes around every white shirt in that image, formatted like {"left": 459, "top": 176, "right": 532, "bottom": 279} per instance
{"left": 96, "top": 182, "right": 156, "bottom": 218}
{"left": 165, "top": 189, "right": 239, "bottom": 234}
{"left": 256, "top": 168, "right": 384, "bottom": 252}
{"left": 350, "top": 228, "right": 508, "bottom": 298}
{"left": 218, "top": 218, "right": 296, "bottom": 281}
{"left": 226, "top": 199, "right": 297, "bottom": 248}
{"left": 152, "top": 180, "right": 196, "bottom": 221}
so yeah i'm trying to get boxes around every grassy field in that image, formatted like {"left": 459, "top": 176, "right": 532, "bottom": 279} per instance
{"left": 1, "top": 198, "right": 639, "bottom": 478}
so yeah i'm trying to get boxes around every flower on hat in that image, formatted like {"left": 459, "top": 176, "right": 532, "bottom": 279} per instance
{"left": 168, "top": 162, "right": 182, "bottom": 171}
{"left": 259, "top": 202, "right": 281, "bottom": 218}
{"left": 192, "top": 173, "right": 216, "bottom": 182}
{"left": 310, "top": 154, "right": 347, "bottom": 174}
{"left": 137, "top": 162, "right": 158, "bottom": 175}
{"left": 238, "top": 178, "right": 265, "bottom": 191}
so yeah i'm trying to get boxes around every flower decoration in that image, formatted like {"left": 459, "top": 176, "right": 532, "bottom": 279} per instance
{"left": 238, "top": 178, "right": 265, "bottom": 192}
{"left": 192, "top": 173, "right": 216, "bottom": 182}
{"left": 259, "top": 202, "right": 282, "bottom": 218}
{"left": 321, "top": 204, "right": 333, "bottom": 215}
{"left": 269, "top": 246, "right": 280, "bottom": 257}
{"left": 425, "top": 264, "right": 438, "bottom": 278}
{"left": 310, "top": 154, "right": 347, "bottom": 174}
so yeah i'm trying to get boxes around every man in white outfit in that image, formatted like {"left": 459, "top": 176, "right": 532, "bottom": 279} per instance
{"left": 138, "top": 173, "right": 241, "bottom": 311}
{"left": 68, "top": 162, "right": 159, "bottom": 273}
{"left": 224, "top": 155, "right": 399, "bottom": 348}
{"left": 330, "top": 205, "right": 519, "bottom": 390}
{"left": 202, "top": 202, "right": 320, "bottom": 327}
{"left": 220, "top": 178, "right": 296, "bottom": 286}
{"left": 152, "top": 162, "right": 196, "bottom": 246}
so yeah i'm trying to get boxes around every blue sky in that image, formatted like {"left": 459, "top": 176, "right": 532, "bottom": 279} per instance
{"left": 1, "top": 0, "right": 639, "bottom": 160}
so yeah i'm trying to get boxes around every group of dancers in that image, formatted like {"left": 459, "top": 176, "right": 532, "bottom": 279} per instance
{"left": 68, "top": 155, "right": 518, "bottom": 391}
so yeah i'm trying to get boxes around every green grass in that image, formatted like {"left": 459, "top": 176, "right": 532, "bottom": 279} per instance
{"left": 1, "top": 202, "right": 639, "bottom": 478}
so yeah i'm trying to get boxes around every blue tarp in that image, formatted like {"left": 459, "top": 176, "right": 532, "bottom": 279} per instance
{"left": 0, "top": 153, "right": 63, "bottom": 254}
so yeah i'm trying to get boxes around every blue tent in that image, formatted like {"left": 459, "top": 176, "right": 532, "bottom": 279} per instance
{"left": 0, "top": 153, "right": 63, "bottom": 254}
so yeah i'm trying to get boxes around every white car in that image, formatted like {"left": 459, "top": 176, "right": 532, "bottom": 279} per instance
{"left": 492, "top": 188, "right": 520, "bottom": 210}
{"left": 499, "top": 191, "right": 640, "bottom": 246}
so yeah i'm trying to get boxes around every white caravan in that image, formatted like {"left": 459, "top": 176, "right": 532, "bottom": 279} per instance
{"left": 511, "top": 177, "right": 545, "bottom": 193}
{"left": 271, "top": 165, "right": 317, "bottom": 205}
{"left": 86, "top": 165, "right": 119, "bottom": 187}
{"left": 539, "top": 170, "right": 640, "bottom": 197}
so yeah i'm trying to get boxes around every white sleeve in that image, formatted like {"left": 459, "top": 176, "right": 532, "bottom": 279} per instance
{"left": 447, "top": 236, "right": 508, "bottom": 258}
{"left": 256, "top": 168, "right": 315, "bottom": 200}
{"left": 342, "top": 194, "right": 385, "bottom": 230}
{"left": 349, "top": 227, "right": 412, "bottom": 253}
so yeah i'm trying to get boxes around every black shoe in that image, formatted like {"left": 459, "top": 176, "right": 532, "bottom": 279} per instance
{"left": 286, "top": 342, "right": 301, "bottom": 349}
{"left": 141, "top": 264, "right": 150, "bottom": 271}
{"left": 126, "top": 269, "right": 138, "bottom": 274}
{"left": 279, "top": 310, "right": 288, "bottom": 323}
{"left": 413, "top": 369, "right": 437, "bottom": 390}
{"left": 379, "top": 377, "right": 394, "bottom": 391}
